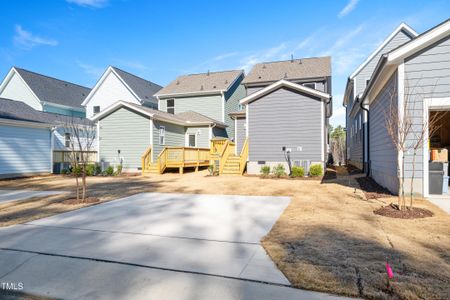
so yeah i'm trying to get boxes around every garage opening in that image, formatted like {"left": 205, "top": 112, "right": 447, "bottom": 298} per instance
{"left": 429, "top": 110, "right": 450, "bottom": 195}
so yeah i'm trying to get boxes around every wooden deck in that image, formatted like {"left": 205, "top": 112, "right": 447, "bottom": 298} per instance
{"left": 142, "top": 147, "right": 210, "bottom": 174}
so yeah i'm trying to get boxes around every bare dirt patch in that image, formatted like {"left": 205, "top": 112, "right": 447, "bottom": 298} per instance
{"left": 356, "top": 176, "right": 393, "bottom": 200}
{"left": 62, "top": 197, "right": 100, "bottom": 205}
{"left": 374, "top": 204, "right": 434, "bottom": 219}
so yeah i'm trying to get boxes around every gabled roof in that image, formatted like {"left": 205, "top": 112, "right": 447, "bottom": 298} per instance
{"left": 0, "top": 67, "right": 91, "bottom": 109}
{"left": 242, "top": 56, "right": 331, "bottom": 85}
{"left": 349, "top": 23, "right": 418, "bottom": 80}
{"left": 91, "top": 100, "right": 226, "bottom": 128}
{"left": 239, "top": 79, "right": 331, "bottom": 105}
{"left": 155, "top": 70, "right": 244, "bottom": 98}
{"left": 81, "top": 66, "right": 162, "bottom": 106}
{"left": 0, "top": 97, "right": 91, "bottom": 126}
{"left": 362, "top": 18, "right": 450, "bottom": 104}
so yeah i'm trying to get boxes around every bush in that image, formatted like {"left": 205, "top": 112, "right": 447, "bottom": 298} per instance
{"left": 86, "top": 164, "right": 96, "bottom": 176}
{"left": 114, "top": 164, "right": 123, "bottom": 176}
{"left": 291, "top": 166, "right": 305, "bottom": 177}
{"left": 105, "top": 166, "right": 114, "bottom": 176}
{"left": 72, "top": 166, "right": 82, "bottom": 176}
{"left": 309, "top": 164, "right": 323, "bottom": 177}
{"left": 260, "top": 165, "right": 271, "bottom": 177}
{"left": 95, "top": 164, "right": 102, "bottom": 175}
{"left": 208, "top": 164, "right": 215, "bottom": 176}
{"left": 272, "top": 164, "right": 286, "bottom": 178}
{"left": 61, "top": 168, "right": 69, "bottom": 175}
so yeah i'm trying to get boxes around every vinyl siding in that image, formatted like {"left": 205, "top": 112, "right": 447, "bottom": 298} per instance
{"left": 0, "top": 124, "right": 51, "bottom": 177}
{"left": 86, "top": 71, "right": 141, "bottom": 119}
{"left": 43, "top": 104, "right": 85, "bottom": 118}
{"left": 235, "top": 117, "right": 246, "bottom": 154}
{"left": 224, "top": 76, "right": 246, "bottom": 139}
{"left": 99, "top": 107, "right": 150, "bottom": 171}
{"left": 348, "top": 109, "right": 364, "bottom": 169}
{"left": 152, "top": 120, "right": 185, "bottom": 161}
{"left": 0, "top": 71, "right": 42, "bottom": 110}
{"left": 369, "top": 71, "right": 399, "bottom": 194}
{"left": 159, "top": 95, "right": 223, "bottom": 124}
{"left": 248, "top": 87, "right": 323, "bottom": 162}
{"left": 403, "top": 35, "right": 450, "bottom": 182}
{"left": 53, "top": 127, "right": 97, "bottom": 151}
{"left": 185, "top": 126, "right": 210, "bottom": 148}
{"left": 247, "top": 81, "right": 326, "bottom": 96}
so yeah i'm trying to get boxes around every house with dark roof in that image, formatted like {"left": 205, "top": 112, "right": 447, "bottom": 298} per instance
{"left": 155, "top": 70, "right": 246, "bottom": 140}
{"left": 82, "top": 66, "right": 162, "bottom": 119}
{"left": 91, "top": 100, "right": 227, "bottom": 172}
{"left": 0, "top": 67, "right": 90, "bottom": 118}
{"left": 234, "top": 56, "right": 332, "bottom": 175}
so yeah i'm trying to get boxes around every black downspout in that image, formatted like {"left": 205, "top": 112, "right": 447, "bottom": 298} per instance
{"left": 360, "top": 100, "right": 370, "bottom": 176}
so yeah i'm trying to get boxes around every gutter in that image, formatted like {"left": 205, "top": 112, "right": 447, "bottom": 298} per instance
{"left": 360, "top": 98, "right": 370, "bottom": 176}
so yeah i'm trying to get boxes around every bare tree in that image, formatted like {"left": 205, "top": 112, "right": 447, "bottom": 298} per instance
{"left": 330, "top": 126, "right": 346, "bottom": 166}
{"left": 63, "top": 117, "right": 97, "bottom": 202}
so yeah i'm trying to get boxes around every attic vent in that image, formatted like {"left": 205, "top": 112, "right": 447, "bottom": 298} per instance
{"left": 290, "top": 54, "right": 294, "bottom": 62}
{"left": 82, "top": 93, "right": 85, "bottom": 96}
{"left": 284, "top": 72, "right": 288, "bottom": 79}
{"left": 298, "top": 59, "right": 302, "bottom": 64}
{"left": 176, "top": 80, "right": 180, "bottom": 85}
{"left": 207, "top": 70, "right": 210, "bottom": 76}
{"left": 200, "top": 85, "right": 204, "bottom": 90}
{"left": 262, "top": 64, "right": 266, "bottom": 69}
{"left": 225, "top": 79, "right": 228, "bottom": 84}
{"left": 213, "top": 85, "right": 217, "bottom": 88}
{"left": 258, "top": 76, "right": 262, "bottom": 79}
{"left": 64, "top": 83, "right": 68, "bottom": 86}
{"left": 145, "top": 96, "right": 149, "bottom": 99}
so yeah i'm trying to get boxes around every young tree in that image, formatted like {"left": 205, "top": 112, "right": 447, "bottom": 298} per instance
{"left": 330, "top": 125, "right": 346, "bottom": 166}
{"left": 63, "top": 117, "right": 97, "bottom": 202}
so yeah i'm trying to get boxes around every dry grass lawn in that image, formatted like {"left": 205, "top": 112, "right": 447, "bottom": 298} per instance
{"left": 0, "top": 169, "right": 449, "bottom": 299}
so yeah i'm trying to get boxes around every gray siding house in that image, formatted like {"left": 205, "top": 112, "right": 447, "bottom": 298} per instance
{"left": 343, "top": 23, "right": 417, "bottom": 171}
{"left": 237, "top": 57, "right": 332, "bottom": 174}
{"left": 155, "top": 70, "right": 245, "bottom": 140}
{"left": 0, "top": 67, "right": 90, "bottom": 118}
{"left": 360, "top": 19, "right": 450, "bottom": 197}
{"left": 91, "top": 101, "right": 226, "bottom": 171}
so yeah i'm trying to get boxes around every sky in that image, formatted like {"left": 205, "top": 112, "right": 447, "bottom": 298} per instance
{"left": 1, "top": 0, "right": 449, "bottom": 127}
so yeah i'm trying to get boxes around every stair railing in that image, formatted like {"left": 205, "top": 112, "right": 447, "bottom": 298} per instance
{"left": 140, "top": 146, "right": 152, "bottom": 172}
{"left": 239, "top": 139, "right": 249, "bottom": 175}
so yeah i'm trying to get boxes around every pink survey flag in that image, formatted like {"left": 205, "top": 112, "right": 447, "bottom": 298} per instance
{"left": 386, "top": 262, "right": 394, "bottom": 279}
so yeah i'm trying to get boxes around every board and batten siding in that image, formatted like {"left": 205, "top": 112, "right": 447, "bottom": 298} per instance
{"left": 99, "top": 107, "right": 150, "bottom": 171}
{"left": 185, "top": 126, "right": 209, "bottom": 148}
{"left": 369, "top": 71, "right": 399, "bottom": 194}
{"left": 0, "top": 124, "right": 51, "bottom": 177}
{"left": 403, "top": 35, "right": 450, "bottom": 193}
{"left": 235, "top": 117, "right": 246, "bottom": 154}
{"left": 248, "top": 87, "right": 323, "bottom": 163}
{"left": 159, "top": 95, "right": 223, "bottom": 124}
{"left": 152, "top": 120, "right": 185, "bottom": 161}
{"left": 0, "top": 71, "right": 42, "bottom": 110}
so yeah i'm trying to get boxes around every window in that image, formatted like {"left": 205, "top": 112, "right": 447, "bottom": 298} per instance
{"left": 159, "top": 126, "right": 165, "bottom": 145}
{"left": 188, "top": 134, "right": 196, "bottom": 147}
{"left": 359, "top": 114, "right": 362, "bottom": 130}
{"left": 303, "top": 82, "right": 316, "bottom": 90}
{"left": 64, "top": 133, "right": 71, "bottom": 148}
{"left": 167, "top": 99, "right": 175, "bottom": 114}
{"left": 93, "top": 106, "right": 100, "bottom": 114}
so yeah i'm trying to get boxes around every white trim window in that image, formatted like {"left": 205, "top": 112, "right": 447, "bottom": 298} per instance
{"left": 64, "top": 132, "right": 71, "bottom": 148}
{"left": 159, "top": 126, "right": 165, "bottom": 145}
{"left": 166, "top": 99, "right": 175, "bottom": 114}
{"left": 303, "top": 82, "right": 316, "bottom": 90}
{"left": 93, "top": 106, "right": 100, "bottom": 115}
{"left": 188, "top": 134, "right": 196, "bottom": 147}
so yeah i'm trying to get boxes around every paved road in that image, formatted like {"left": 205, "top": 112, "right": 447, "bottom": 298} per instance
{"left": 0, "top": 189, "right": 66, "bottom": 204}
{"left": 0, "top": 193, "right": 349, "bottom": 299}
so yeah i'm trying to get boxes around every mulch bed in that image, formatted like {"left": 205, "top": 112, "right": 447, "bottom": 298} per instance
{"left": 356, "top": 176, "right": 393, "bottom": 200}
{"left": 374, "top": 204, "right": 434, "bottom": 219}
{"left": 248, "top": 175, "right": 322, "bottom": 180}
{"left": 62, "top": 197, "right": 100, "bottom": 205}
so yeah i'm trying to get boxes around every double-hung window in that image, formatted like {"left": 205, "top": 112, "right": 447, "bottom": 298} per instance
{"left": 65, "top": 133, "right": 71, "bottom": 148}
{"left": 167, "top": 99, "right": 175, "bottom": 114}
{"left": 159, "top": 126, "right": 165, "bottom": 145}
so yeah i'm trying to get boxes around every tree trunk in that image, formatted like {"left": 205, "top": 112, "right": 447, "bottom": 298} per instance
{"left": 402, "top": 152, "right": 406, "bottom": 210}
{"left": 82, "top": 166, "right": 86, "bottom": 202}
{"left": 75, "top": 175, "right": 80, "bottom": 201}
{"left": 410, "top": 150, "right": 417, "bottom": 209}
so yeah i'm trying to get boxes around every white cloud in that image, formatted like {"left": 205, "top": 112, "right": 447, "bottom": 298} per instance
{"left": 66, "top": 0, "right": 108, "bottom": 8}
{"left": 322, "top": 25, "right": 364, "bottom": 54}
{"left": 238, "top": 43, "right": 287, "bottom": 71}
{"left": 210, "top": 52, "right": 238, "bottom": 62}
{"left": 13, "top": 25, "right": 58, "bottom": 50}
{"left": 338, "top": 0, "right": 360, "bottom": 18}
{"left": 77, "top": 61, "right": 104, "bottom": 79}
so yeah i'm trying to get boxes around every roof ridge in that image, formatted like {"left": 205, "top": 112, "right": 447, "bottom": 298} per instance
{"left": 183, "top": 69, "right": 243, "bottom": 77}
{"left": 14, "top": 67, "right": 90, "bottom": 90}
{"left": 252, "top": 56, "right": 331, "bottom": 66}
{"left": 111, "top": 66, "right": 161, "bottom": 86}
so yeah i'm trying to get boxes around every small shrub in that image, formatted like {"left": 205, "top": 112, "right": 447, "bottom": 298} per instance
{"left": 291, "top": 166, "right": 305, "bottom": 177}
{"left": 272, "top": 164, "right": 286, "bottom": 178}
{"left": 114, "top": 164, "right": 123, "bottom": 176}
{"left": 72, "top": 166, "right": 82, "bottom": 176}
{"left": 105, "top": 166, "right": 114, "bottom": 176}
{"left": 309, "top": 164, "right": 323, "bottom": 177}
{"left": 95, "top": 164, "right": 102, "bottom": 175}
{"left": 208, "top": 164, "right": 215, "bottom": 176}
{"left": 61, "top": 168, "right": 69, "bottom": 175}
{"left": 86, "top": 164, "right": 96, "bottom": 176}
{"left": 260, "top": 165, "right": 271, "bottom": 177}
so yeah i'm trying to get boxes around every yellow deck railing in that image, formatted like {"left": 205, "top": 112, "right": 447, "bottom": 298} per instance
{"left": 239, "top": 139, "right": 249, "bottom": 175}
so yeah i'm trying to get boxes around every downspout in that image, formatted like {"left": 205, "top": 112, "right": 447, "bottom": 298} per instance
{"left": 360, "top": 99, "right": 370, "bottom": 176}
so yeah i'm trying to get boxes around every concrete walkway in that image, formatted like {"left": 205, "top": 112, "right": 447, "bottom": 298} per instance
{"left": 0, "top": 193, "right": 350, "bottom": 299}
{"left": 0, "top": 189, "right": 66, "bottom": 204}
{"left": 427, "top": 195, "right": 450, "bottom": 214}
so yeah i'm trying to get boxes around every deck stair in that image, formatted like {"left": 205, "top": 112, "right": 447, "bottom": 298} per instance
{"left": 210, "top": 138, "right": 248, "bottom": 176}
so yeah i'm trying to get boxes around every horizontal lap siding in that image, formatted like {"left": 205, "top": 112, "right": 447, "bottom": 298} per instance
{"left": 224, "top": 77, "right": 245, "bottom": 139}
{"left": 348, "top": 110, "right": 364, "bottom": 169}
{"left": 248, "top": 87, "right": 322, "bottom": 162}
{"left": 99, "top": 107, "right": 150, "bottom": 170}
{"left": 152, "top": 120, "right": 185, "bottom": 161}
{"left": 185, "top": 126, "right": 209, "bottom": 148}
{"left": 369, "top": 72, "right": 399, "bottom": 194}
{"left": 404, "top": 35, "right": 450, "bottom": 180}
{"left": 0, "top": 124, "right": 51, "bottom": 176}
{"left": 160, "top": 95, "right": 223, "bottom": 123}
{"left": 236, "top": 117, "right": 246, "bottom": 153}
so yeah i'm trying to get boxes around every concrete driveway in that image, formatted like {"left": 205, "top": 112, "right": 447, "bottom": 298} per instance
{"left": 0, "top": 193, "right": 347, "bottom": 299}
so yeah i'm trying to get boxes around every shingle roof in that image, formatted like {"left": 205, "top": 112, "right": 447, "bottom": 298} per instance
{"left": 111, "top": 67, "right": 162, "bottom": 104}
{"left": 0, "top": 97, "right": 92, "bottom": 125}
{"left": 125, "top": 102, "right": 226, "bottom": 127}
{"left": 14, "top": 67, "right": 91, "bottom": 108}
{"left": 155, "top": 70, "right": 244, "bottom": 97}
{"left": 242, "top": 56, "right": 331, "bottom": 85}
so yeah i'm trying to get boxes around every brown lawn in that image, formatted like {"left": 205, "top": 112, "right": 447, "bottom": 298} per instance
{"left": 0, "top": 169, "right": 449, "bottom": 299}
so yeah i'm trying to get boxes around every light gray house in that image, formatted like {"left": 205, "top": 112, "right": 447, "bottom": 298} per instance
{"left": 360, "top": 18, "right": 450, "bottom": 197}
{"left": 155, "top": 70, "right": 245, "bottom": 140}
{"left": 343, "top": 23, "right": 418, "bottom": 171}
{"left": 91, "top": 101, "right": 226, "bottom": 172}
{"left": 237, "top": 57, "right": 332, "bottom": 174}
{"left": 0, "top": 67, "right": 90, "bottom": 118}
{"left": 82, "top": 66, "right": 162, "bottom": 119}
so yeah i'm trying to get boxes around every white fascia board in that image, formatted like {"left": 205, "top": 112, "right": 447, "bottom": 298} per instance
{"left": 240, "top": 79, "right": 331, "bottom": 105}
{"left": 156, "top": 90, "right": 224, "bottom": 99}
{"left": 350, "top": 23, "right": 418, "bottom": 79}
{"left": 0, "top": 118, "right": 54, "bottom": 128}
{"left": 388, "top": 20, "right": 450, "bottom": 64}
{"left": 90, "top": 100, "right": 154, "bottom": 121}
{"left": 342, "top": 78, "right": 354, "bottom": 106}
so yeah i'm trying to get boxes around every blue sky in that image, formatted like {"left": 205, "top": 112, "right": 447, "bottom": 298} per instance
{"left": 1, "top": 0, "right": 449, "bottom": 126}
